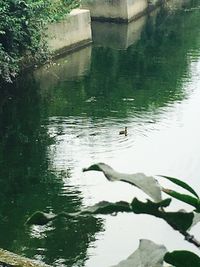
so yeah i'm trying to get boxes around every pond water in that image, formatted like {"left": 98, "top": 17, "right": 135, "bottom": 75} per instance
{"left": 1, "top": 1, "right": 200, "bottom": 266}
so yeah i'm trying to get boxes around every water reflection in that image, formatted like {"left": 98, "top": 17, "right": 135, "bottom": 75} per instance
{"left": 167, "top": 0, "right": 193, "bottom": 9}
{"left": 91, "top": 15, "right": 147, "bottom": 50}
{"left": 26, "top": 216, "right": 103, "bottom": 266}
{"left": 38, "top": 7, "right": 193, "bottom": 118}
{"left": 0, "top": 2, "right": 200, "bottom": 267}
{"left": 34, "top": 45, "right": 92, "bottom": 91}
{"left": 0, "top": 76, "right": 103, "bottom": 267}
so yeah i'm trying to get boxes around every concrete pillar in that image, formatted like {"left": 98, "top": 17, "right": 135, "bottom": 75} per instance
{"left": 81, "top": 0, "right": 151, "bottom": 22}
{"left": 47, "top": 9, "right": 92, "bottom": 56}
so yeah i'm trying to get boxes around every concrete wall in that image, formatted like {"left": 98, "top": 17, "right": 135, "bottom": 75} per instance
{"left": 81, "top": 0, "right": 127, "bottom": 21}
{"left": 81, "top": 0, "right": 161, "bottom": 22}
{"left": 127, "top": 0, "right": 148, "bottom": 21}
{"left": 47, "top": 9, "right": 92, "bottom": 55}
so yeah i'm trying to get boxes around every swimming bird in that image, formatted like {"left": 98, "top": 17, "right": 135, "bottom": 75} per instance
{"left": 119, "top": 127, "right": 127, "bottom": 136}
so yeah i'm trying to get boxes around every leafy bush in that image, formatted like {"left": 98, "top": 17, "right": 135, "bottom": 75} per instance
{"left": 0, "top": 0, "right": 80, "bottom": 83}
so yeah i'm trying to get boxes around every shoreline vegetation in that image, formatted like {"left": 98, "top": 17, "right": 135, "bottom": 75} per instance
{"left": 0, "top": 0, "right": 80, "bottom": 84}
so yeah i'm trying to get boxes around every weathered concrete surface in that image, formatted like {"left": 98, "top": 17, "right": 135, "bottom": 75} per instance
{"left": 92, "top": 15, "right": 146, "bottom": 49}
{"left": 47, "top": 9, "right": 92, "bottom": 56}
{"left": 82, "top": 0, "right": 128, "bottom": 22}
{"left": 81, "top": 0, "right": 162, "bottom": 22}
{"left": 0, "top": 248, "right": 51, "bottom": 267}
{"left": 34, "top": 45, "right": 91, "bottom": 91}
{"left": 127, "top": 0, "right": 148, "bottom": 21}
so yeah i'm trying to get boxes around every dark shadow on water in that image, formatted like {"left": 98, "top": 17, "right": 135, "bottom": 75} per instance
{"left": 0, "top": 76, "right": 104, "bottom": 266}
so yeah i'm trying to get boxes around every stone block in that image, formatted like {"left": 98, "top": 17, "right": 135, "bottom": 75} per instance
{"left": 47, "top": 9, "right": 92, "bottom": 55}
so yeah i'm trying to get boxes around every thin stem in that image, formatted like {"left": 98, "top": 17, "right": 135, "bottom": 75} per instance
{"left": 179, "top": 230, "right": 200, "bottom": 248}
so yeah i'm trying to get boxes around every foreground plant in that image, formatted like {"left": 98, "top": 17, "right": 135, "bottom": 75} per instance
{"left": 26, "top": 162, "right": 200, "bottom": 266}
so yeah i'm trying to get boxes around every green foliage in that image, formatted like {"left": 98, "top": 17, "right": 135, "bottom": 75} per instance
{"left": 164, "top": 250, "right": 200, "bottom": 267}
{"left": 26, "top": 197, "right": 194, "bottom": 233}
{"left": 26, "top": 201, "right": 132, "bottom": 225}
{"left": 27, "top": 162, "right": 200, "bottom": 266}
{"left": 160, "top": 175, "right": 199, "bottom": 198}
{"left": 82, "top": 163, "right": 200, "bottom": 265}
{"left": 131, "top": 198, "right": 194, "bottom": 232}
{"left": 163, "top": 188, "right": 200, "bottom": 212}
{"left": 0, "top": 0, "right": 80, "bottom": 83}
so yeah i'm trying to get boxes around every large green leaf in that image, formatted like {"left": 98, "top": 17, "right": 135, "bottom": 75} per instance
{"left": 27, "top": 197, "right": 196, "bottom": 234}
{"left": 131, "top": 198, "right": 194, "bottom": 232}
{"left": 162, "top": 188, "right": 200, "bottom": 211}
{"left": 26, "top": 198, "right": 194, "bottom": 232}
{"left": 110, "top": 239, "right": 167, "bottom": 267}
{"left": 83, "top": 163, "right": 162, "bottom": 202}
{"left": 159, "top": 175, "right": 199, "bottom": 198}
{"left": 164, "top": 250, "right": 200, "bottom": 267}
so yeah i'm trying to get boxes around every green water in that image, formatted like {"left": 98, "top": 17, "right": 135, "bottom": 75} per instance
{"left": 1, "top": 2, "right": 200, "bottom": 266}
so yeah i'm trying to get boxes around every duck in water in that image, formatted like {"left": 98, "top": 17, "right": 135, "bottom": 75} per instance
{"left": 119, "top": 127, "right": 127, "bottom": 136}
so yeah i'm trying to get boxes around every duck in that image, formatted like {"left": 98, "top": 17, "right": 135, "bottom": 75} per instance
{"left": 119, "top": 126, "right": 127, "bottom": 136}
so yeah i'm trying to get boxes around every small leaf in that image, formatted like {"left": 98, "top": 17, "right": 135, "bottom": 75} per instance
{"left": 83, "top": 163, "right": 162, "bottom": 202}
{"left": 81, "top": 201, "right": 132, "bottom": 215}
{"left": 164, "top": 250, "right": 200, "bottom": 267}
{"left": 163, "top": 188, "right": 200, "bottom": 211}
{"left": 159, "top": 175, "right": 199, "bottom": 198}
{"left": 110, "top": 239, "right": 167, "bottom": 267}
